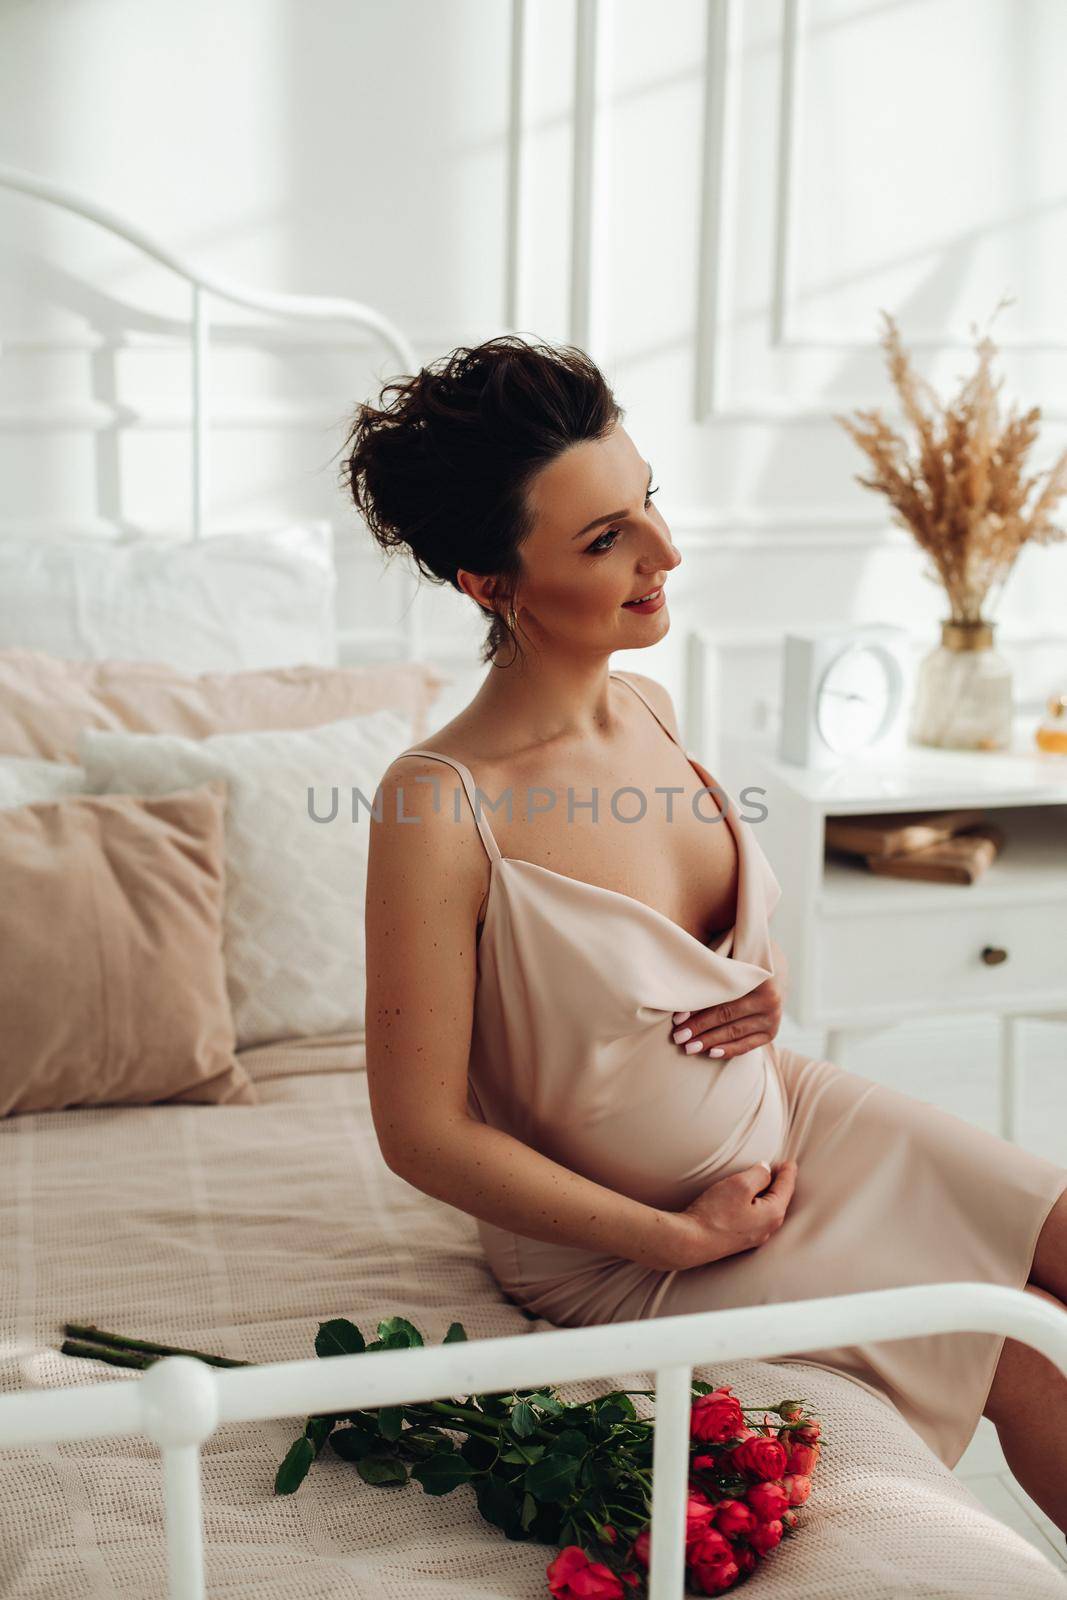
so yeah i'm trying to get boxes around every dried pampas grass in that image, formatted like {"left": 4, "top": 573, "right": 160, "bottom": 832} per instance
{"left": 836, "top": 305, "right": 1067, "bottom": 624}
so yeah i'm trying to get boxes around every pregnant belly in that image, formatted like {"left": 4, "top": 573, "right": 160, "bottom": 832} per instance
{"left": 526, "top": 1029, "right": 789, "bottom": 1213}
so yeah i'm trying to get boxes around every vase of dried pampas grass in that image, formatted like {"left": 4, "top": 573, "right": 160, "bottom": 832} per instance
{"left": 837, "top": 304, "right": 1067, "bottom": 751}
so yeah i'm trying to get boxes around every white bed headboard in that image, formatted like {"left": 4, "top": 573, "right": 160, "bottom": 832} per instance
{"left": 0, "top": 160, "right": 439, "bottom": 666}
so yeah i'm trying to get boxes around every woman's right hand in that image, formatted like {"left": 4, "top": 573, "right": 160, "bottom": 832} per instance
{"left": 669, "top": 1158, "right": 798, "bottom": 1271}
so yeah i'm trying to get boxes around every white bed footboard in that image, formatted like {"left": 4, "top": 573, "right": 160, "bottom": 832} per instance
{"left": 2, "top": 1281, "right": 1065, "bottom": 1600}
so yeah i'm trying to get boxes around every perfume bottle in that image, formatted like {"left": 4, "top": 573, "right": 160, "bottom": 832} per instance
{"left": 1034, "top": 692, "right": 1067, "bottom": 754}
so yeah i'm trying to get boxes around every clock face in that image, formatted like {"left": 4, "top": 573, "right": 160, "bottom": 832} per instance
{"left": 815, "top": 644, "right": 900, "bottom": 754}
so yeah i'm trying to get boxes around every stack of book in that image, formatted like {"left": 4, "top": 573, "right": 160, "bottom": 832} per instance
{"left": 824, "top": 809, "right": 1006, "bottom": 884}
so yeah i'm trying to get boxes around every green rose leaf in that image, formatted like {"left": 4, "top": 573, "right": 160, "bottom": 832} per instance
{"left": 443, "top": 1322, "right": 467, "bottom": 1343}
{"left": 376, "top": 1316, "right": 424, "bottom": 1347}
{"left": 378, "top": 1405, "right": 405, "bottom": 1441}
{"left": 500, "top": 1441, "right": 545, "bottom": 1466}
{"left": 526, "top": 1391, "right": 564, "bottom": 1415}
{"left": 304, "top": 1414, "right": 337, "bottom": 1455}
{"left": 413, "top": 1451, "right": 480, "bottom": 1496}
{"left": 356, "top": 1452, "right": 409, "bottom": 1486}
{"left": 524, "top": 1449, "right": 581, "bottom": 1503}
{"left": 586, "top": 1458, "right": 618, "bottom": 1491}
{"left": 551, "top": 1428, "right": 589, "bottom": 1457}
{"left": 314, "top": 1318, "right": 366, "bottom": 1358}
{"left": 510, "top": 1400, "right": 536, "bottom": 1438}
{"left": 329, "top": 1426, "right": 379, "bottom": 1463}
{"left": 402, "top": 1427, "right": 451, "bottom": 1459}
{"left": 274, "top": 1434, "right": 315, "bottom": 1495}
{"left": 475, "top": 1475, "right": 523, "bottom": 1538}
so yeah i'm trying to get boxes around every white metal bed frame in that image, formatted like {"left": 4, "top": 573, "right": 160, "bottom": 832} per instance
{"left": 1, "top": 163, "right": 1066, "bottom": 1600}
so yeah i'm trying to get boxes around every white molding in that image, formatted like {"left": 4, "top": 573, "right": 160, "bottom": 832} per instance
{"left": 770, "top": 0, "right": 802, "bottom": 347}
{"left": 693, "top": 0, "right": 738, "bottom": 421}
{"left": 768, "top": 1, "right": 1067, "bottom": 356}
{"left": 569, "top": 0, "right": 613, "bottom": 361}
{"left": 504, "top": 0, "right": 528, "bottom": 331}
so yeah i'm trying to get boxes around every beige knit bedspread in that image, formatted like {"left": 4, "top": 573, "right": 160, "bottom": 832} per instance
{"left": 1, "top": 1046, "right": 1063, "bottom": 1598}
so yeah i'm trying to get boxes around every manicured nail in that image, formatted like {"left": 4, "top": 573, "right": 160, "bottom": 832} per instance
{"left": 672, "top": 1027, "right": 692, "bottom": 1043}
{"left": 672, "top": 1011, "right": 691, "bottom": 1024}
{"left": 709, "top": 1047, "right": 725, "bottom": 1057}
{"left": 684, "top": 1040, "right": 704, "bottom": 1053}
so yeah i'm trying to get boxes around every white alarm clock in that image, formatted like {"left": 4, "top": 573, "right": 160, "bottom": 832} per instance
{"left": 778, "top": 624, "right": 913, "bottom": 769}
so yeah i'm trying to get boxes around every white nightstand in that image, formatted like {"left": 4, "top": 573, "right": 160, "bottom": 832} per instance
{"left": 721, "top": 722, "right": 1067, "bottom": 1143}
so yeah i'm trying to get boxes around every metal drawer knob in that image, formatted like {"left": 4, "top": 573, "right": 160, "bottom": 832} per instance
{"left": 980, "top": 945, "right": 1009, "bottom": 966}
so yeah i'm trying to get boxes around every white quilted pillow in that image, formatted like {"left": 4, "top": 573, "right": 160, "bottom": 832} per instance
{"left": 81, "top": 711, "right": 412, "bottom": 1048}
{"left": 0, "top": 524, "right": 338, "bottom": 672}
{"left": 0, "top": 757, "right": 88, "bottom": 809}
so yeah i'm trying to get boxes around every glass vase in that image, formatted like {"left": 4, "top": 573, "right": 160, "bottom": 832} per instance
{"left": 908, "top": 619, "right": 1014, "bottom": 751}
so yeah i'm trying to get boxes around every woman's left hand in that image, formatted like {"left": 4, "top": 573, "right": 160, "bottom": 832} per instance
{"left": 670, "top": 975, "right": 784, "bottom": 1060}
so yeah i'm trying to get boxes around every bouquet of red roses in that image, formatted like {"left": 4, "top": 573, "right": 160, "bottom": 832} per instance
{"left": 59, "top": 1316, "right": 822, "bottom": 1597}
{"left": 547, "top": 1385, "right": 822, "bottom": 1597}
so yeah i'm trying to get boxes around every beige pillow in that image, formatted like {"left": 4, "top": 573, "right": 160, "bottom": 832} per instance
{"left": 0, "top": 782, "right": 256, "bottom": 1116}
{"left": 0, "top": 648, "right": 447, "bottom": 763}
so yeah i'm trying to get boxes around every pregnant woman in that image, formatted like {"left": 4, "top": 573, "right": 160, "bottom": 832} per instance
{"left": 346, "top": 335, "right": 1067, "bottom": 1534}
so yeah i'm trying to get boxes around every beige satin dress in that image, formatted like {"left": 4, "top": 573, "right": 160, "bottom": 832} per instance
{"left": 402, "top": 670, "right": 1067, "bottom": 1470}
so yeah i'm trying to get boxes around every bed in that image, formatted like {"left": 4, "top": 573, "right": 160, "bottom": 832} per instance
{"left": 1, "top": 162, "right": 1066, "bottom": 1600}
{"left": 1, "top": 1042, "right": 1065, "bottom": 1600}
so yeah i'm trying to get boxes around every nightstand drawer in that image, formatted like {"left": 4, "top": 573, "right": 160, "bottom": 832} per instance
{"left": 817, "top": 899, "right": 1067, "bottom": 1017}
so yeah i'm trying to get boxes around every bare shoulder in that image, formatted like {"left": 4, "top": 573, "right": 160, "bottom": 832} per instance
{"left": 370, "top": 751, "right": 489, "bottom": 918}
{"left": 615, "top": 670, "right": 683, "bottom": 743}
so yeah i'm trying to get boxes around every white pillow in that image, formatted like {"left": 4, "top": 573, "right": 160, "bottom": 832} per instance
{"left": 0, "top": 757, "right": 88, "bottom": 809}
{"left": 81, "top": 711, "right": 412, "bottom": 1049}
{"left": 0, "top": 524, "right": 337, "bottom": 673}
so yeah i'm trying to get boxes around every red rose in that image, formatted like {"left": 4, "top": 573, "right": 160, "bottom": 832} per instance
{"left": 685, "top": 1493, "right": 717, "bottom": 1545}
{"left": 748, "top": 1518, "right": 783, "bottom": 1555}
{"left": 688, "top": 1531, "right": 741, "bottom": 1596}
{"left": 692, "top": 1453, "right": 717, "bottom": 1472}
{"left": 688, "top": 1529, "right": 734, "bottom": 1564}
{"left": 714, "top": 1497, "right": 757, "bottom": 1537}
{"left": 731, "top": 1435, "right": 788, "bottom": 1481}
{"left": 781, "top": 1508, "right": 799, "bottom": 1532}
{"left": 547, "top": 1546, "right": 626, "bottom": 1599}
{"left": 599, "top": 1524, "right": 618, "bottom": 1545}
{"left": 780, "top": 1472, "right": 812, "bottom": 1507}
{"left": 631, "top": 1529, "right": 650, "bottom": 1571}
{"left": 785, "top": 1440, "right": 820, "bottom": 1475}
{"left": 793, "top": 1420, "right": 821, "bottom": 1444}
{"left": 690, "top": 1387, "right": 744, "bottom": 1443}
{"left": 746, "top": 1481, "right": 790, "bottom": 1522}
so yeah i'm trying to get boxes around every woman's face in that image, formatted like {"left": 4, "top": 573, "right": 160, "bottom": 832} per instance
{"left": 482, "top": 422, "right": 682, "bottom": 653}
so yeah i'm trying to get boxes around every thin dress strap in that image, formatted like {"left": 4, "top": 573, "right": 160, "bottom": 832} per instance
{"left": 609, "top": 670, "right": 696, "bottom": 759}
{"left": 610, "top": 670, "right": 723, "bottom": 807}
{"left": 399, "top": 749, "right": 503, "bottom": 865}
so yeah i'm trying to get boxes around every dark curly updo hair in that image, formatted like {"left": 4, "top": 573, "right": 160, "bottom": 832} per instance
{"left": 339, "top": 334, "right": 624, "bottom": 665}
